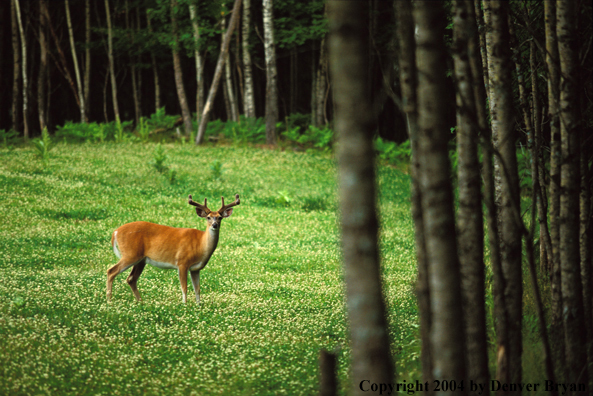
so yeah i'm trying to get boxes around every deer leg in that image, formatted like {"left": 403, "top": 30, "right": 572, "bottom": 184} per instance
{"left": 178, "top": 268, "right": 189, "bottom": 303}
{"left": 126, "top": 260, "right": 146, "bottom": 302}
{"left": 190, "top": 270, "right": 201, "bottom": 304}
{"left": 106, "top": 258, "right": 139, "bottom": 301}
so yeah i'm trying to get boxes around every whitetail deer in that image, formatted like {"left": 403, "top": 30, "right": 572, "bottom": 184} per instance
{"left": 106, "top": 194, "right": 240, "bottom": 304}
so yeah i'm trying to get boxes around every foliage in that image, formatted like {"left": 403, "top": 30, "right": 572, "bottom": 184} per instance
{"left": 516, "top": 144, "right": 533, "bottom": 194}
{"left": 31, "top": 127, "right": 54, "bottom": 167}
{"left": 0, "top": 129, "right": 19, "bottom": 148}
{"left": 209, "top": 159, "right": 224, "bottom": 181}
{"left": 206, "top": 116, "right": 266, "bottom": 144}
{"left": 145, "top": 107, "right": 180, "bottom": 132}
{"left": 137, "top": 117, "right": 150, "bottom": 141}
{"left": 0, "top": 142, "right": 420, "bottom": 395}
{"left": 282, "top": 124, "right": 333, "bottom": 151}
{"left": 374, "top": 137, "right": 411, "bottom": 167}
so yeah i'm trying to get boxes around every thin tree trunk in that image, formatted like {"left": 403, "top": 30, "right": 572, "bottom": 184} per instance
{"left": 395, "top": 0, "right": 431, "bottom": 391}
{"left": 125, "top": 0, "right": 140, "bottom": 126}
{"left": 242, "top": 0, "right": 255, "bottom": 118}
{"left": 414, "top": 2, "right": 467, "bottom": 393}
{"left": 311, "top": 41, "right": 317, "bottom": 126}
{"left": 328, "top": 3, "right": 394, "bottom": 394}
{"left": 469, "top": 1, "right": 508, "bottom": 388}
{"left": 557, "top": 0, "right": 588, "bottom": 388}
{"left": 487, "top": 1, "right": 523, "bottom": 387}
{"left": 195, "top": 0, "right": 243, "bottom": 144}
{"left": 452, "top": 2, "right": 489, "bottom": 394}
{"left": 222, "top": 13, "right": 239, "bottom": 122}
{"left": 38, "top": 0, "right": 49, "bottom": 132}
{"left": 315, "top": 34, "right": 327, "bottom": 127}
{"left": 104, "top": 0, "right": 120, "bottom": 121}
{"left": 11, "top": 0, "right": 21, "bottom": 132}
{"left": 263, "top": 0, "right": 278, "bottom": 145}
{"left": 545, "top": 1, "right": 563, "bottom": 365}
{"left": 14, "top": 0, "right": 28, "bottom": 138}
{"left": 189, "top": 2, "right": 205, "bottom": 123}
{"left": 146, "top": 11, "right": 161, "bottom": 112}
{"left": 171, "top": 0, "right": 193, "bottom": 136}
{"left": 65, "top": 0, "right": 86, "bottom": 123}
{"left": 84, "top": 0, "right": 90, "bottom": 117}
{"left": 474, "top": 0, "right": 489, "bottom": 96}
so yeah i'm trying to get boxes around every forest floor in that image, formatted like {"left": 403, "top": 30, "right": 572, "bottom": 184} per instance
{"left": 0, "top": 141, "right": 546, "bottom": 395}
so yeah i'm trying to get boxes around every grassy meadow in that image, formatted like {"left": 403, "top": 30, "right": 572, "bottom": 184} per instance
{"left": 0, "top": 141, "right": 418, "bottom": 395}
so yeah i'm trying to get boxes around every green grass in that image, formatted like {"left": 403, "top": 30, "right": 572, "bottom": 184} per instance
{"left": 0, "top": 142, "right": 418, "bottom": 395}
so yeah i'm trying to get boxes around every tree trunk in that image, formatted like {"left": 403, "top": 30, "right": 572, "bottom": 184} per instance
{"left": 452, "top": 2, "right": 489, "bottom": 394}
{"left": 327, "top": 2, "right": 394, "bottom": 394}
{"left": 11, "top": 0, "right": 21, "bottom": 132}
{"left": 474, "top": 0, "right": 489, "bottom": 96}
{"left": 195, "top": 0, "right": 243, "bottom": 144}
{"left": 104, "top": 0, "right": 120, "bottom": 121}
{"left": 146, "top": 11, "right": 161, "bottom": 113}
{"left": 125, "top": 0, "right": 141, "bottom": 126}
{"left": 189, "top": 2, "right": 205, "bottom": 123}
{"left": 263, "top": 0, "right": 278, "bottom": 145}
{"left": 414, "top": 2, "right": 467, "bottom": 392}
{"left": 171, "top": 0, "right": 193, "bottom": 136}
{"left": 315, "top": 34, "right": 327, "bottom": 127}
{"left": 84, "top": 0, "right": 91, "bottom": 116}
{"left": 65, "top": 0, "right": 86, "bottom": 123}
{"left": 557, "top": 0, "right": 588, "bottom": 388}
{"left": 14, "top": 0, "right": 28, "bottom": 138}
{"left": 545, "top": 1, "right": 564, "bottom": 365}
{"left": 222, "top": 12, "right": 239, "bottom": 122}
{"left": 395, "top": 0, "right": 432, "bottom": 391}
{"left": 469, "top": 1, "right": 508, "bottom": 388}
{"left": 38, "top": 0, "right": 49, "bottom": 132}
{"left": 242, "top": 0, "right": 255, "bottom": 118}
{"left": 488, "top": 1, "right": 523, "bottom": 386}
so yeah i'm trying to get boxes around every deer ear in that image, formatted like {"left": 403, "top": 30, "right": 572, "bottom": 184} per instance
{"left": 221, "top": 208, "right": 233, "bottom": 218}
{"left": 196, "top": 208, "right": 209, "bottom": 218}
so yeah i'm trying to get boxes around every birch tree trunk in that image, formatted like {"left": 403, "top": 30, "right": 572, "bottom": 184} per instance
{"left": 452, "top": 2, "right": 489, "bottom": 394}
{"left": 395, "top": 0, "right": 431, "bottom": 391}
{"left": 414, "top": 2, "right": 467, "bottom": 392}
{"left": 146, "top": 11, "right": 161, "bottom": 112}
{"left": 171, "top": 0, "right": 193, "bottom": 136}
{"left": 14, "top": 0, "right": 28, "bottom": 138}
{"left": 189, "top": 2, "right": 205, "bottom": 123}
{"left": 38, "top": 0, "right": 49, "bottom": 131}
{"left": 65, "top": 0, "right": 86, "bottom": 123}
{"left": 195, "top": 0, "right": 243, "bottom": 144}
{"left": 125, "top": 0, "right": 141, "bottom": 126}
{"left": 11, "top": 0, "right": 21, "bottom": 132}
{"left": 557, "top": 0, "right": 588, "bottom": 388}
{"left": 222, "top": 13, "right": 239, "bottom": 122}
{"left": 469, "top": 1, "right": 508, "bottom": 388}
{"left": 263, "top": 0, "right": 278, "bottom": 145}
{"left": 487, "top": 1, "right": 523, "bottom": 386}
{"left": 315, "top": 34, "right": 327, "bottom": 127}
{"left": 327, "top": 2, "right": 394, "bottom": 393}
{"left": 84, "top": 0, "right": 91, "bottom": 115}
{"left": 545, "top": 0, "right": 564, "bottom": 366}
{"left": 242, "top": 0, "right": 255, "bottom": 118}
{"left": 104, "top": 0, "right": 120, "bottom": 121}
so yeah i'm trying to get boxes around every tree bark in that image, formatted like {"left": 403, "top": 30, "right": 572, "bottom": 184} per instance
{"left": 414, "top": 2, "right": 467, "bottom": 393}
{"left": 469, "top": 1, "right": 508, "bottom": 388}
{"left": 242, "top": 0, "right": 255, "bottom": 118}
{"left": 38, "top": 0, "right": 49, "bottom": 132}
{"left": 315, "top": 34, "right": 327, "bottom": 127}
{"left": 222, "top": 12, "right": 239, "bottom": 122}
{"left": 263, "top": 0, "right": 278, "bottom": 145}
{"left": 557, "top": 0, "right": 588, "bottom": 388}
{"left": 125, "top": 0, "right": 141, "bottom": 126}
{"left": 452, "top": 2, "right": 489, "bottom": 394}
{"left": 11, "top": 0, "right": 21, "bottom": 132}
{"left": 328, "top": 2, "right": 394, "bottom": 394}
{"left": 84, "top": 0, "right": 91, "bottom": 116}
{"left": 14, "top": 0, "right": 28, "bottom": 138}
{"left": 65, "top": 0, "right": 87, "bottom": 123}
{"left": 195, "top": 0, "right": 243, "bottom": 144}
{"left": 395, "top": 0, "right": 432, "bottom": 391}
{"left": 171, "top": 0, "right": 193, "bottom": 136}
{"left": 545, "top": 1, "right": 563, "bottom": 364}
{"left": 189, "top": 2, "right": 205, "bottom": 123}
{"left": 146, "top": 11, "right": 161, "bottom": 113}
{"left": 104, "top": 0, "right": 120, "bottom": 121}
{"left": 488, "top": 1, "right": 523, "bottom": 386}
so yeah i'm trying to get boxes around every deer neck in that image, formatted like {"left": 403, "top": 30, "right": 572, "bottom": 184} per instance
{"left": 202, "top": 227, "right": 220, "bottom": 257}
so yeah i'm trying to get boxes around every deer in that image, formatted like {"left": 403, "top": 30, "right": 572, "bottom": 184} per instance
{"left": 106, "top": 194, "right": 240, "bottom": 304}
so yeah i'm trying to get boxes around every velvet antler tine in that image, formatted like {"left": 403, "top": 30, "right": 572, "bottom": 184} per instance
{"left": 188, "top": 194, "right": 211, "bottom": 213}
{"left": 218, "top": 194, "right": 240, "bottom": 213}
